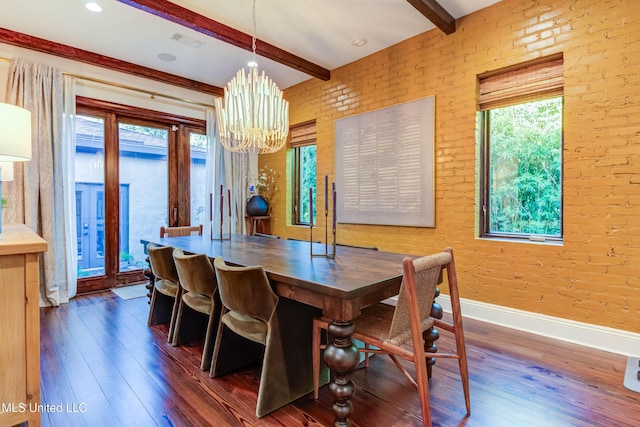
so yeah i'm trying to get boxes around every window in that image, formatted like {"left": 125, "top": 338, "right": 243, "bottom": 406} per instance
{"left": 189, "top": 130, "right": 208, "bottom": 226}
{"left": 290, "top": 120, "right": 317, "bottom": 225}
{"left": 479, "top": 54, "right": 564, "bottom": 241}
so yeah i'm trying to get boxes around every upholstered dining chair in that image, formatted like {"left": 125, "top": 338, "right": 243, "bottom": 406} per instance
{"left": 146, "top": 243, "right": 180, "bottom": 343}
{"left": 160, "top": 224, "right": 203, "bottom": 238}
{"left": 172, "top": 248, "right": 221, "bottom": 371}
{"left": 211, "top": 256, "right": 320, "bottom": 418}
{"left": 312, "top": 247, "right": 470, "bottom": 427}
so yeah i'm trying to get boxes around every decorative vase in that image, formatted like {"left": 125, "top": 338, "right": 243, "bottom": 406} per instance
{"left": 246, "top": 195, "right": 269, "bottom": 216}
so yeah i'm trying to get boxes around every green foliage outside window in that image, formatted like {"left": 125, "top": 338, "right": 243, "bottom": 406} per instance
{"left": 298, "top": 145, "right": 317, "bottom": 224}
{"left": 487, "top": 97, "right": 562, "bottom": 237}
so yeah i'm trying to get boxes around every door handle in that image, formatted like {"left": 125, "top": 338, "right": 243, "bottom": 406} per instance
{"left": 172, "top": 207, "right": 178, "bottom": 224}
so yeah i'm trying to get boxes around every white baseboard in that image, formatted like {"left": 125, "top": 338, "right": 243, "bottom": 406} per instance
{"left": 435, "top": 295, "right": 640, "bottom": 357}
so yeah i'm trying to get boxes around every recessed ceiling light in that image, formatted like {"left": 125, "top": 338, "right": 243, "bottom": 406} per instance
{"left": 352, "top": 38, "right": 368, "bottom": 47}
{"left": 85, "top": 2, "right": 102, "bottom": 12}
{"left": 157, "top": 53, "right": 177, "bottom": 62}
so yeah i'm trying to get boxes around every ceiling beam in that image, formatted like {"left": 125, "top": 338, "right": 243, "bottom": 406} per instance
{"left": 406, "top": 0, "right": 456, "bottom": 35}
{"left": 0, "top": 27, "right": 223, "bottom": 96}
{"left": 115, "top": 0, "right": 331, "bottom": 81}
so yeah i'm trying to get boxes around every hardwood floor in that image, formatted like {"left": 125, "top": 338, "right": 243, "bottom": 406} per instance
{"left": 39, "top": 291, "right": 638, "bottom": 427}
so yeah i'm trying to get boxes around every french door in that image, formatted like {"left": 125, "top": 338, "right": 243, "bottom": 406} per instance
{"left": 75, "top": 97, "right": 205, "bottom": 293}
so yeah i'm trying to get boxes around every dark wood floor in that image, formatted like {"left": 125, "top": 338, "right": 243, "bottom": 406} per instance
{"left": 39, "top": 290, "right": 638, "bottom": 427}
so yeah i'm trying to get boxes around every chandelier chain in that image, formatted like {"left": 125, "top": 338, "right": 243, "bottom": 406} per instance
{"left": 251, "top": 0, "right": 257, "bottom": 65}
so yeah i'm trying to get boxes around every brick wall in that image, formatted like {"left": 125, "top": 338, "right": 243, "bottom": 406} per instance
{"left": 263, "top": 0, "right": 640, "bottom": 332}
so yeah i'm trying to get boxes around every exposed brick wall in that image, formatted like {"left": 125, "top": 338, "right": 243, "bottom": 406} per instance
{"left": 263, "top": 0, "right": 640, "bottom": 332}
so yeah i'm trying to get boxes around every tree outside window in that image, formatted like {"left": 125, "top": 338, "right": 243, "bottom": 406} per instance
{"left": 482, "top": 97, "right": 563, "bottom": 239}
{"left": 293, "top": 144, "right": 316, "bottom": 225}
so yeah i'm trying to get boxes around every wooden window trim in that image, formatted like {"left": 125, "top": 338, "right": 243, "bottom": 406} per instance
{"left": 290, "top": 120, "right": 317, "bottom": 225}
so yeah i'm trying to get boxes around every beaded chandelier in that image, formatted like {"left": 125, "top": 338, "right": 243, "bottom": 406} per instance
{"left": 214, "top": 0, "right": 289, "bottom": 154}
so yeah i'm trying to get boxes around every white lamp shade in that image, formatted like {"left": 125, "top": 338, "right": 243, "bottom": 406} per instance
{"left": 0, "top": 161, "right": 13, "bottom": 182}
{"left": 0, "top": 103, "right": 32, "bottom": 161}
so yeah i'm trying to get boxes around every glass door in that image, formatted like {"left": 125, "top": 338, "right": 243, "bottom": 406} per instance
{"left": 75, "top": 115, "right": 106, "bottom": 279}
{"left": 118, "top": 121, "right": 169, "bottom": 273}
{"left": 189, "top": 130, "right": 208, "bottom": 226}
{"left": 74, "top": 100, "right": 206, "bottom": 293}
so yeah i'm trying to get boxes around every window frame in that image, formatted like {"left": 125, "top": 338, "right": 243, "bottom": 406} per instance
{"left": 289, "top": 120, "right": 317, "bottom": 226}
{"left": 291, "top": 144, "right": 316, "bottom": 226}
{"left": 478, "top": 54, "right": 564, "bottom": 243}
{"left": 479, "top": 99, "right": 564, "bottom": 242}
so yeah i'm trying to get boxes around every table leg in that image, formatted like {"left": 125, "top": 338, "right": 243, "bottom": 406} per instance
{"left": 143, "top": 255, "right": 155, "bottom": 305}
{"left": 324, "top": 320, "right": 359, "bottom": 427}
{"left": 425, "top": 286, "right": 443, "bottom": 378}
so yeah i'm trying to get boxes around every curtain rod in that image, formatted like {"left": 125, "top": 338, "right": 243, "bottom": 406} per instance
{"left": 0, "top": 56, "right": 213, "bottom": 108}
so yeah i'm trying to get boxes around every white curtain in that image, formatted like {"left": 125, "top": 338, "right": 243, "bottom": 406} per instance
{"left": 205, "top": 107, "right": 221, "bottom": 238}
{"left": 208, "top": 106, "right": 257, "bottom": 236}
{"left": 224, "top": 150, "right": 257, "bottom": 235}
{"left": 4, "top": 58, "right": 76, "bottom": 306}
{"left": 62, "top": 75, "right": 78, "bottom": 299}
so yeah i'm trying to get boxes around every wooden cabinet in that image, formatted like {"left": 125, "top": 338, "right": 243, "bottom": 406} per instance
{"left": 0, "top": 224, "right": 47, "bottom": 426}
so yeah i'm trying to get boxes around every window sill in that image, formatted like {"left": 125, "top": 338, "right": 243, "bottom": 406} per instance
{"left": 478, "top": 235, "right": 564, "bottom": 246}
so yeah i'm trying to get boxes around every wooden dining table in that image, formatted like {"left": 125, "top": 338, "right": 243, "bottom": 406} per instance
{"left": 141, "top": 233, "right": 416, "bottom": 426}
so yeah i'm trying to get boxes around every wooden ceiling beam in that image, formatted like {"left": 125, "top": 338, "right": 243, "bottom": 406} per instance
{"left": 406, "top": 0, "right": 456, "bottom": 35}
{"left": 115, "top": 0, "right": 331, "bottom": 81}
{"left": 0, "top": 27, "right": 223, "bottom": 96}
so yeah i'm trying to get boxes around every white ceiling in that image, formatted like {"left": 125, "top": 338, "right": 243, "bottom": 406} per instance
{"left": 0, "top": 0, "right": 502, "bottom": 90}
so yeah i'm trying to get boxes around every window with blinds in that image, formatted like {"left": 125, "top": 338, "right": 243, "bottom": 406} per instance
{"left": 290, "top": 120, "right": 317, "bottom": 225}
{"left": 479, "top": 53, "right": 564, "bottom": 241}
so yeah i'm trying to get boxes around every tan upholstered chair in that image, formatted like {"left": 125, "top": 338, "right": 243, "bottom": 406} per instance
{"left": 160, "top": 224, "right": 203, "bottom": 238}
{"left": 211, "top": 256, "right": 320, "bottom": 418}
{"left": 312, "top": 248, "right": 470, "bottom": 427}
{"left": 146, "top": 243, "right": 180, "bottom": 343}
{"left": 172, "top": 248, "right": 221, "bottom": 371}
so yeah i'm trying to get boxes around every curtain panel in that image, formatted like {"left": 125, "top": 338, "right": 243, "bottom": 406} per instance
{"left": 4, "top": 58, "right": 76, "bottom": 306}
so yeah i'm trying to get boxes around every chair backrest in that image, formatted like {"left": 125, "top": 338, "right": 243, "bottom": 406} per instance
{"left": 386, "top": 250, "right": 452, "bottom": 346}
{"left": 172, "top": 248, "right": 217, "bottom": 297}
{"left": 160, "top": 224, "right": 203, "bottom": 239}
{"left": 146, "top": 243, "right": 179, "bottom": 283}
{"left": 213, "top": 256, "right": 278, "bottom": 323}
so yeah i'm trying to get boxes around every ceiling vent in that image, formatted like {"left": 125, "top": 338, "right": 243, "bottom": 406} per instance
{"left": 170, "top": 33, "right": 204, "bottom": 49}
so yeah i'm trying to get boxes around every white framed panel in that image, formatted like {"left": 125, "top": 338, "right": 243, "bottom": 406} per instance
{"left": 335, "top": 96, "right": 435, "bottom": 227}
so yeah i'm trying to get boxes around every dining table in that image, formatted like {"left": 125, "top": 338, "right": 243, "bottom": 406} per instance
{"left": 141, "top": 233, "right": 427, "bottom": 426}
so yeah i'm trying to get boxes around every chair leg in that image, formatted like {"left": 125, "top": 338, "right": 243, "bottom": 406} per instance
{"left": 210, "top": 308, "right": 228, "bottom": 378}
{"left": 171, "top": 299, "right": 186, "bottom": 347}
{"left": 414, "top": 353, "right": 433, "bottom": 427}
{"left": 455, "top": 329, "right": 471, "bottom": 415}
{"left": 200, "top": 311, "right": 217, "bottom": 371}
{"left": 167, "top": 288, "right": 181, "bottom": 344}
{"left": 147, "top": 287, "right": 159, "bottom": 326}
{"left": 364, "top": 343, "right": 370, "bottom": 367}
{"left": 312, "top": 318, "right": 321, "bottom": 399}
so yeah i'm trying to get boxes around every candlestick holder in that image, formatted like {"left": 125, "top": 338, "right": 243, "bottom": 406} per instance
{"left": 309, "top": 185, "right": 337, "bottom": 259}
{"left": 211, "top": 187, "right": 232, "bottom": 241}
